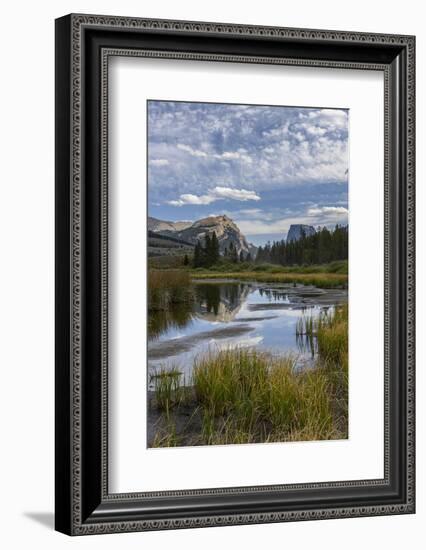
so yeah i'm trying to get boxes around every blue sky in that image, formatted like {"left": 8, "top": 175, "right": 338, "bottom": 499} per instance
{"left": 148, "top": 101, "right": 349, "bottom": 246}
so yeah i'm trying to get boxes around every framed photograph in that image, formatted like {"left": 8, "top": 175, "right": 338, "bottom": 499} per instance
{"left": 55, "top": 14, "right": 415, "bottom": 535}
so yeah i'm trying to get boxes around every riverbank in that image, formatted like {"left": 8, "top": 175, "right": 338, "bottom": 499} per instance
{"left": 148, "top": 304, "right": 348, "bottom": 447}
{"left": 190, "top": 270, "right": 347, "bottom": 289}
{"left": 148, "top": 259, "right": 348, "bottom": 291}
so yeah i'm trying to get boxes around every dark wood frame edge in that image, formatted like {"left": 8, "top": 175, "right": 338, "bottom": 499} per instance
{"left": 55, "top": 13, "right": 415, "bottom": 535}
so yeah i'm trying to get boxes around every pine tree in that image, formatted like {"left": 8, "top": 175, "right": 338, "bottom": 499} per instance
{"left": 253, "top": 225, "right": 348, "bottom": 267}
{"left": 229, "top": 242, "right": 238, "bottom": 263}
{"left": 193, "top": 241, "right": 202, "bottom": 268}
{"left": 183, "top": 254, "right": 189, "bottom": 266}
{"left": 204, "top": 233, "right": 211, "bottom": 264}
{"left": 210, "top": 231, "right": 220, "bottom": 265}
{"left": 229, "top": 242, "right": 234, "bottom": 262}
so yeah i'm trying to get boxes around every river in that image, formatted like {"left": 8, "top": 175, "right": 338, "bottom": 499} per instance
{"left": 147, "top": 280, "right": 347, "bottom": 388}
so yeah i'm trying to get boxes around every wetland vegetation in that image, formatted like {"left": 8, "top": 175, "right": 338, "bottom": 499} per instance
{"left": 147, "top": 266, "right": 348, "bottom": 447}
{"left": 149, "top": 304, "right": 348, "bottom": 447}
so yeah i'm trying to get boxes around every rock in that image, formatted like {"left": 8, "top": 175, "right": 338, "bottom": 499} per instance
{"left": 153, "top": 214, "right": 257, "bottom": 256}
{"left": 287, "top": 224, "right": 316, "bottom": 242}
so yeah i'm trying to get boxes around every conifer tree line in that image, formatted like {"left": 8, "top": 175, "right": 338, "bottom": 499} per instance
{"left": 193, "top": 232, "right": 220, "bottom": 268}
{"left": 223, "top": 242, "right": 252, "bottom": 264}
{"left": 255, "top": 225, "right": 348, "bottom": 266}
{"left": 192, "top": 232, "right": 252, "bottom": 267}
{"left": 191, "top": 226, "right": 347, "bottom": 268}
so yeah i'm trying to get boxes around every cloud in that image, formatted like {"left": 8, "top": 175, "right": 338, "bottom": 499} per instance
{"left": 235, "top": 204, "right": 348, "bottom": 236}
{"left": 150, "top": 159, "right": 169, "bottom": 166}
{"left": 168, "top": 194, "right": 215, "bottom": 206}
{"left": 305, "top": 126, "right": 327, "bottom": 137}
{"left": 167, "top": 186, "right": 260, "bottom": 206}
{"left": 148, "top": 101, "right": 349, "bottom": 206}
{"left": 236, "top": 208, "right": 264, "bottom": 216}
{"left": 177, "top": 144, "right": 208, "bottom": 158}
{"left": 214, "top": 187, "right": 260, "bottom": 201}
{"left": 307, "top": 206, "right": 348, "bottom": 216}
{"left": 177, "top": 143, "right": 252, "bottom": 163}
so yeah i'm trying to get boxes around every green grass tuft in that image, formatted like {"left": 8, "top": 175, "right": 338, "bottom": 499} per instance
{"left": 150, "top": 367, "right": 185, "bottom": 417}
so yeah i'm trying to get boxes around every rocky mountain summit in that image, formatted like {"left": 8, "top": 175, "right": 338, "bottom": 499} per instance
{"left": 287, "top": 224, "right": 316, "bottom": 242}
{"left": 150, "top": 214, "right": 256, "bottom": 256}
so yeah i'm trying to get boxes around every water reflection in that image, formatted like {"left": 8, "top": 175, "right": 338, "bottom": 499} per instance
{"left": 296, "top": 331, "right": 316, "bottom": 357}
{"left": 148, "top": 283, "right": 247, "bottom": 339}
{"left": 148, "top": 305, "right": 193, "bottom": 340}
{"left": 194, "top": 283, "right": 250, "bottom": 322}
{"left": 259, "top": 287, "right": 290, "bottom": 302}
{"left": 147, "top": 281, "right": 347, "bottom": 383}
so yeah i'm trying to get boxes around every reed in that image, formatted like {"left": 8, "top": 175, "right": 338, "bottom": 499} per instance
{"left": 146, "top": 347, "right": 340, "bottom": 446}
{"left": 296, "top": 305, "right": 348, "bottom": 364}
{"left": 150, "top": 367, "right": 185, "bottom": 416}
{"left": 316, "top": 304, "right": 348, "bottom": 367}
{"left": 194, "top": 349, "right": 336, "bottom": 438}
{"left": 148, "top": 269, "right": 194, "bottom": 311}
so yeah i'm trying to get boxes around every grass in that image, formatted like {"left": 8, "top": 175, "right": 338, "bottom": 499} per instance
{"left": 148, "top": 270, "right": 194, "bottom": 311}
{"left": 149, "top": 367, "right": 187, "bottom": 416}
{"left": 149, "top": 302, "right": 348, "bottom": 447}
{"left": 297, "top": 304, "right": 348, "bottom": 368}
{"left": 148, "top": 254, "right": 190, "bottom": 269}
{"left": 190, "top": 270, "right": 347, "bottom": 289}
{"left": 191, "top": 259, "right": 348, "bottom": 274}
{"left": 148, "top": 260, "right": 348, "bottom": 289}
{"left": 147, "top": 268, "right": 348, "bottom": 447}
{"left": 296, "top": 304, "right": 348, "bottom": 428}
{"left": 193, "top": 349, "right": 337, "bottom": 443}
{"left": 151, "top": 419, "right": 180, "bottom": 448}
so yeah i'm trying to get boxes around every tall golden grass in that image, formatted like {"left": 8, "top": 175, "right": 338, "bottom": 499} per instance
{"left": 148, "top": 270, "right": 194, "bottom": 311}
{"left": 192, "top": 348, "right": 337, "bottom": 444}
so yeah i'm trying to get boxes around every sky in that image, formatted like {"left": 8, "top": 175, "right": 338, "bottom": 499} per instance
{"left": 147, "top": 100, "right": 349, "bottom": 246}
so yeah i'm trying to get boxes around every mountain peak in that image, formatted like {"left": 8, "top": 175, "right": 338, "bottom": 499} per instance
{"left": 193, "top": 214, "right": 234, "bottom": 228}
{"left": 151, "top": 214, "right": 254, "bottom": 255}
{"left": 287, "top": 224, "right": 316, "bottom": 242}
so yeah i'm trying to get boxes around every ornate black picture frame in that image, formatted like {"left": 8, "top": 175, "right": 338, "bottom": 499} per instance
{"left": 55, "top": 13, "right": 415, "bottom": 535}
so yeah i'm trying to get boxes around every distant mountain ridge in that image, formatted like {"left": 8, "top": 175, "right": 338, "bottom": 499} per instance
{"left": 148, "top": 216, "right": 193, "bottom": 233}
{"left": 149, "top": 214, "right": 257, "bottom": 256}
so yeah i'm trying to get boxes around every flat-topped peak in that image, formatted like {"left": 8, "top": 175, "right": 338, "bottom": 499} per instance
{"left": 287, "top": 224, "right": 316, "bottom": 242}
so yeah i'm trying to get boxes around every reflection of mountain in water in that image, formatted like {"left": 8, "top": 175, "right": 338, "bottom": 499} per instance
{"left": 148, "top": 281, "right": 348, "bottom": 385}
{"left": 148, "top": 283, "right": 251, "bottom": 340}
{"left": 194, "top": 283, "right": 251, "bottom": 322}
{"left": 148, "top": 283, "right": 346, "bottom": 341}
